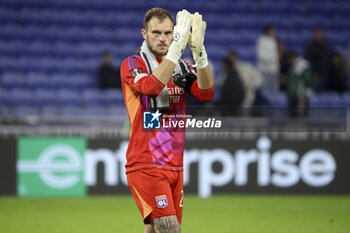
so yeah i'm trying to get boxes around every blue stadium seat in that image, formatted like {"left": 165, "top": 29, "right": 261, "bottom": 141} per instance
{"left": 73, "top": 73, "right": 96, "bottom": 88}
{"left": 308, "top": 94, "right": 320, "bottom": 107}
{"left": 61, "top": 106, "right": 82, "bottom": 117}
{"left": 116, "top": 43, "right": 139, "bottom": 58}
{"left": 309, "top": 92, "right": 345, "bottom": 108}
{"left": 342, "top": 92, "right": 350, "bottom": 107}
{"left": 264, "top": 92, "right": 288, "bottom": 108}
{"left": 0, "top": 106, "right": 12, "bottom": 119}
{"left": 13, "top": 106, "right": 40, "bottom": 118}
{"left": 27, "top": 41, "right": 52, "bottom": 56}
{"left": 204, "top": 14, "right": 227, "bottom": 30}
{"left": 112, "top": 12, "right": 142, "bottom": 27}
{"left": 206, "top": 45, "right": 228, "bottom": 61}
{"left": 310, "top": 92, "right": 346, "bottom": 118}
{"left": 89, "top": 27, "right": 114, "bottom": 41}
{"left": 105, "top": 106, "right": 127, "bottom": 117}
{"left": 115, "top": 28, "right": 143, "bottom": 44}
{"left": 8, "top": 88, "right": 34, "bottom": 106}
{"left": 0, "top": 40, "right": 28, "bottom": 56}
{"left": 34, "top": 57, "right": 62, "bottom": 72}
{"left": 0, "top": 8, "right": 18, "bottom": 24}
{"left": 55, "top": 10, "right": 83, "bottom": 24}
{"left": 33, "top": 88, "right": 58, "bottom": 106}
{"left": 26, "top": 72, "right": 51, "bottom": 89}
{"left": 0, "top": 56, "right": 19, "bottom": 72}
{"left": 0, "top": 91, "right": 10, "bottom": 106}
{"left": 76, "top": 42, "right": 102, "bottom": 56}
{"left": 51, "top": 73, "right": 95, "bottom": 90}
{"left": 102, "top": 89, "right": 124, "bottom": 106}
{"left": 50, "top": 73, "right": 68, "bottom": 89}
{"left": 41, "top": 106, "right": 60, "bottom": 117}
{"left": 327, "top": 32, "right": 349, "bottom": 47}
{"left": 17, "top": 56, "right": 41, "bottom": 72}
{"left": 82, "top": 106, "right": 105, "bottom": 117}
{"left": 24, "top": 25, "right": 50, "bottom": 41}
{"left": 1, "top": 72, "right": 26, "bottom": 89}
{"left": 53, "top": 42, "right": 76, "bottom": 56}
{"left": 61, "top": 58, "right": 98, "bottom": 72}
{"left": 319, "top": 92, "right": 344, "bottom": 107}
{"left": 1, "top": 24, "right": 23, "bottom": 40}
{"left": 57, "top": 89, "right": 82, "bottom": 106}
{"left": 82, "top": 88, "right": 103, "bottom": 106}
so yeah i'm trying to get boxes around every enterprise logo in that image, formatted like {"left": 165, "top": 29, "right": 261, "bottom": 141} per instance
{"left": 17, "top": 137, "right": 86, "bottom": 197}
{"left": 17, "top": 144, "right": 82, "bottom": 189}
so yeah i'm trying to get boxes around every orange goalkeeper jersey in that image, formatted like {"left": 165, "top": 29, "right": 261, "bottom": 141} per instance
{"left": 120, "top": 55, "right": 214, "bottom": 174}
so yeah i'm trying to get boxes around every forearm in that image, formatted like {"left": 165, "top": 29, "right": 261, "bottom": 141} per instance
{"left": 152, "top": 59, "right": 176, "bottom": 85}
{"left": 197, "top": 64, "right": 214, "bottom": 90}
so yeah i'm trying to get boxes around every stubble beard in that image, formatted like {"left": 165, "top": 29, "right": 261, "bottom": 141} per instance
{"left": 146, "top": 40, "right": 168, "bottom": 58}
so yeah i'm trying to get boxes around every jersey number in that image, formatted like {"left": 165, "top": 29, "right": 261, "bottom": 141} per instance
{"left": 179, "top": 190, "right": 184, "bottom": 207}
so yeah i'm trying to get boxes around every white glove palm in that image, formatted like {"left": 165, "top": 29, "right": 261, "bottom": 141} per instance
{"left": 188, "top": 12, "right": 208, "bottom": 69}
{"left": 165, "top": 10, "right": 192, "bottom": 64}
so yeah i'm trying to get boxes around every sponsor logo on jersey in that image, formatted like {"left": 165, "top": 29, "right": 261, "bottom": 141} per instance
{"left": 156, "top": 194, "right": 168, "bottom": 208}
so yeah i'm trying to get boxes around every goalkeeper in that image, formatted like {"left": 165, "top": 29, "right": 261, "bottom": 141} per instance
{"left": 120, "top": 8, "right": 214, "bottom": 233}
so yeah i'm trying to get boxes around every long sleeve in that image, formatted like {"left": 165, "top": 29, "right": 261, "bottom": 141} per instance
{"left": 120, "top": 55, "right": 165, "bottom": 97}
{"left": 189, "top": 80, "right": 215, "bottom": 102}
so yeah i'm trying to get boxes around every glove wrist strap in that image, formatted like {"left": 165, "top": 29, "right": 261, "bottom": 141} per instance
{"left": 196, "top": 58, "right": 209, "bottom": 69}
{"left": 165, "top": 50, "right": 180, "bottom": 64}
{"left": 194, "top": 46, "right": 208, "bottom": 69}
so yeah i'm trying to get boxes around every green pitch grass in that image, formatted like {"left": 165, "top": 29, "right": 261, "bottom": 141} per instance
{"left": 0, "top": 195, "right": 349, "bottom": 233}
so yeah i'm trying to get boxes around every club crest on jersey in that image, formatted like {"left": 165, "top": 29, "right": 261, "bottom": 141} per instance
{"left": 131, "top": 68, "right": 143, "bottom": 78}
{"left": 155, "top": 195, "right": 168, "bottom": 208}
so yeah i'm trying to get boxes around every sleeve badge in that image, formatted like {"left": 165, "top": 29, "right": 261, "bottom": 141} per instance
{"left": 131, "top": 68, "right": 143, "bottom": 78}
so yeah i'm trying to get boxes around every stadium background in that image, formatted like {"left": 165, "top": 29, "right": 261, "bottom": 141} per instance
{"left": 0, "top": 0, "right": 350, "bottom": 232}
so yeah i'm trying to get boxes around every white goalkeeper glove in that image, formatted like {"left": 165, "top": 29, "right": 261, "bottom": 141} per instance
{"left": 188, "top": 12, "right": 208, "bottom": 69}
{"left": 165, "top": 9, "right": 192, "bottom": 64}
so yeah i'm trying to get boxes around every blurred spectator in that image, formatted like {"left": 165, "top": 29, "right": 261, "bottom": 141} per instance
{"left": 227, "top": 51, "right": 263, "bottom": 107}
{"left": 256, "top": 24, "right": 279, "bottom": 93}
{"left": 182, "top": 55, "right": 213, "bottom": 115}
{"left": 277, "top": 38, "right": 291, "bottom": 91}
{"left": 305, "top": 26, "right": 331, "bottom": 92}
{"left": 329, "top": 51, "right": 348, "bottom": 93}
{"left": 287, "top": 52, "right": 314, "bottom": 117}
{"left": 216, "top": 58, "right": 244, "bottom": 115}
{"left": 348, "top": 42, "right": 350, "bottom": 73}
{"left": 98, "top": 50, "right": 121, "bottom": 89}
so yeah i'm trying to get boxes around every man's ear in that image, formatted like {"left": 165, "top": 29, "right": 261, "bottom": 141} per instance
{"left": 141, "top": 28, "right": 147, "bottom": 40}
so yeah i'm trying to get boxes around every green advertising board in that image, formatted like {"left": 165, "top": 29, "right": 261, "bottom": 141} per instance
{"left": 17, "top": 137, "right": 86, "bottom": 197}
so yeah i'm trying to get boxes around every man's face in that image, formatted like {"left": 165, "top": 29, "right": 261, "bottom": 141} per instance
{"left": 289, "top": 55, "right": 298, "bottom": 67}
{"left": 103, "top": 53, "right": 113, "bottom": 64}
{"left": 314, "top": 29, "right": 324, "bottom": 42}
{"left": 142, "top": 17, "right": 173, "bottom": 58}
{"left": 228, "top": 53, "right": 238, "bottom": 64}
{"left": 268, "top": 28, "right": 276, "bottom": 37}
